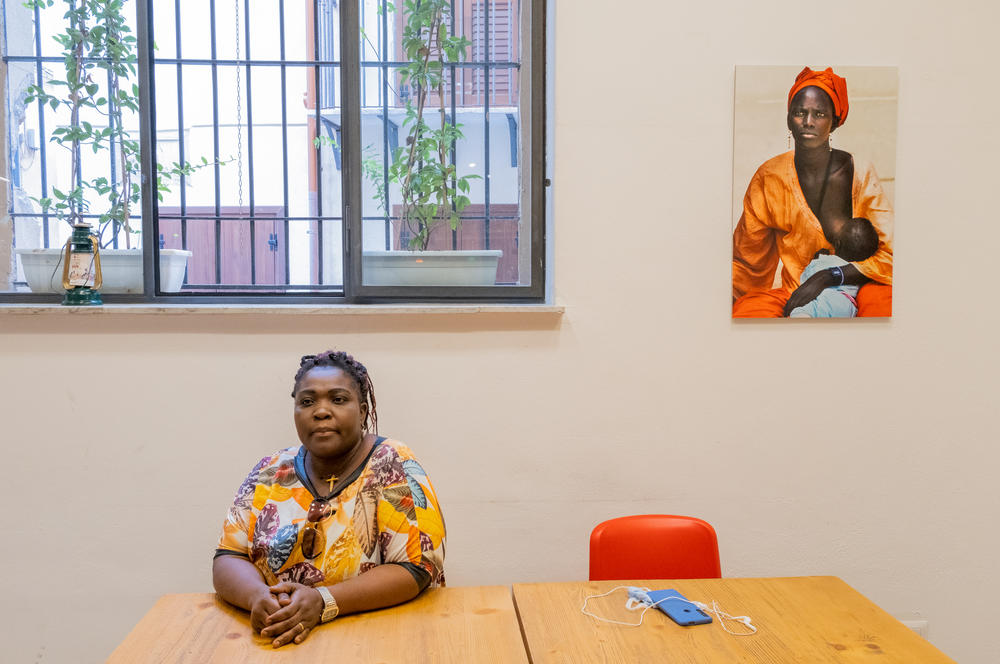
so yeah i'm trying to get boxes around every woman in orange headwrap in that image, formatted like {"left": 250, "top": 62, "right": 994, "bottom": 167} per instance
{"left": 732, "top": 67, "right": 893, "bottom": 317}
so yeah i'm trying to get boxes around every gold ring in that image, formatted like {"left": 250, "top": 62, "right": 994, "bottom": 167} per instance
{"left": 296, "top": 621, "right": 304, "bottom": 632}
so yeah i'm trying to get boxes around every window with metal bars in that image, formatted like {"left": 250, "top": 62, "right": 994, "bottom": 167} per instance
{"left": 0, "top": 0, "right": 544, "bottom": 303}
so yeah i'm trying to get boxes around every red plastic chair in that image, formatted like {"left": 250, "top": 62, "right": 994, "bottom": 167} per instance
{"left": 589, "top": 515, "right": 721, "bottom": 581}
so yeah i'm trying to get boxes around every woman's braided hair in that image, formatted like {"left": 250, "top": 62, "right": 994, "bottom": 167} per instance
{"left": 292, "top": 350, "right": 378, "bottom": 434}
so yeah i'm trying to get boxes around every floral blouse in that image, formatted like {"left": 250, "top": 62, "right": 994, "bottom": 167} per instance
{"left": 216, "top": 438, "right": 445, "bottom": 588}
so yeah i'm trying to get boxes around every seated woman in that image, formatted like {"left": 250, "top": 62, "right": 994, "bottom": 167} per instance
{"left": 213, "top": 351, "right": 446, "bottom": 648}
{"left": 732, "top": 66, "right": 894, "bottom": 317}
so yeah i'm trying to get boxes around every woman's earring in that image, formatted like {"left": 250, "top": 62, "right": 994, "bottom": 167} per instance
{"left": 828, "top": 135, "right": 834, "bottom": 152}
{"left": 787, "top": 131, "right": 792, "bottom": 151}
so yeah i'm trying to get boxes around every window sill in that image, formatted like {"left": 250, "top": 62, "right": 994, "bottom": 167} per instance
{"left": 0, "top": 303, "right": 565, "bottom": 316}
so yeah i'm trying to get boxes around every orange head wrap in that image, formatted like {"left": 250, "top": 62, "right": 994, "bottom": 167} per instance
{"left": 787, "top": 66, "right": 849, "bottom": 127}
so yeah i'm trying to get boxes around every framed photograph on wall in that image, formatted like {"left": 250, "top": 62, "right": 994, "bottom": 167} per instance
{"left": 731, "top": 65, "right": 898, "bottom": 319}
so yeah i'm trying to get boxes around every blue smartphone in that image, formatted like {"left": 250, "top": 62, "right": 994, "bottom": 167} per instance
{"left": 646, "top": 589, "right": 712, "bottom": 626}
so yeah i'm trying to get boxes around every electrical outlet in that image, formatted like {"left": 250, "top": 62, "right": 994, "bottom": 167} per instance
{"left": 901, "top": 619, "right": 929, "bottom": 638}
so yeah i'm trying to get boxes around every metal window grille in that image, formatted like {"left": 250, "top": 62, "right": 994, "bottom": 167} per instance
{"left": 0, "top": 0, "right": 545, "bottom": 302}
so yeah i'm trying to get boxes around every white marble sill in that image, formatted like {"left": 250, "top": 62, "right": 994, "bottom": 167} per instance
{"left": 0, "top": 303, "right": 565, "bottom": 316}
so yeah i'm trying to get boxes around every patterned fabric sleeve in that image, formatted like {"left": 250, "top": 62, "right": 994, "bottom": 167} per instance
{"left": 217, "top": 455, "right": 272, "bottom": 555}
{"left": 368, "top": 444, "right": 447, "bottom": 586}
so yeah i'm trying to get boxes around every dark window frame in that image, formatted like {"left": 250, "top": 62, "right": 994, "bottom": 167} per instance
{"left": 1, "top": 0, "right": 546, "bottom": 304}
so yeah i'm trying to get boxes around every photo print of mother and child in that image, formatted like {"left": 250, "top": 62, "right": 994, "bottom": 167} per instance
{"left": 732, "top": 65, "right": 897, "bottom": 319}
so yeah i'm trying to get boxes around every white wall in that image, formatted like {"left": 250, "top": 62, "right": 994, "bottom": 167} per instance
{"left": 2, "top": 1, "right": 999, "bottom": 662}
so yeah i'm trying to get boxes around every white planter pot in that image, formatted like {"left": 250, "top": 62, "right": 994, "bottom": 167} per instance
{"left": 15, "top": 248, "right": 192, "bottom": 294}
{"left": 362, "top": 250, "right": 502, "bottom": 286}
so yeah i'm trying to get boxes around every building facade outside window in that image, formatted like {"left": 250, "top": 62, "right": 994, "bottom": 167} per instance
{"left": 0, "top": 0, "right": 545, "bottom": 303}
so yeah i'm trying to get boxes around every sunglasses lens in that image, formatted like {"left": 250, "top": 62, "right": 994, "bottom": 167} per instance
{"left": 301, "top": 524, "right": 326, "bottom": 559}
{"left": 308, "top": 500, "right": 332, "bottom": 522}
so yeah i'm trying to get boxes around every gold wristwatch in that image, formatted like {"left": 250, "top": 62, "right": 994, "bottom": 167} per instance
{"left": 316, "top": 586, "right": 340, "bottom": 623}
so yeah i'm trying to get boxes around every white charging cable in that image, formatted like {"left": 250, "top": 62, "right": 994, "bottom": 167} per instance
{"left": 581, "top": 585, "right": 757, "bottom": 635}
{"left": 581, "top": 585, "right": 658, "bottom": 627}
{"left": 691, "top": 599, "right": 757, "bottom": 636}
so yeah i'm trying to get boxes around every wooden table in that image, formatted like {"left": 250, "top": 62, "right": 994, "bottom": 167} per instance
{"left": 513, "top": 576, "right": 956, "bottom": 663}
{"left": 107, "top": 586, "right": 529, "bottom": 663}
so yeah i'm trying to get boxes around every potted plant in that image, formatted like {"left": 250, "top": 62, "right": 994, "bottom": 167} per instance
{"left": 14, "top": 0, "right": 205, "bottom": 294}
{"left": 360, "top": 0, "right": 501, "bottom": 286}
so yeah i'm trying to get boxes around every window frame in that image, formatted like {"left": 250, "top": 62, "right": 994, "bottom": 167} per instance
{"left": 1, "top": 0, "right": 547, "bottom": 305}
{"left": 344, "top": 0, "right": 546, "bottom": 302}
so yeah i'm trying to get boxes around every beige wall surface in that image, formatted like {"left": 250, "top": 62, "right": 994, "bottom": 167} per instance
{"left": 2, "top": 1, "right": 999, "bottom": 662}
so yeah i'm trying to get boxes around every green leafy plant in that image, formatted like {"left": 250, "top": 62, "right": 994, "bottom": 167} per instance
{"left": 381, "top": 0, "right": 478, "bottom": 251}
{"left": 22, "top": 0, "right": 208, "bottom": 248}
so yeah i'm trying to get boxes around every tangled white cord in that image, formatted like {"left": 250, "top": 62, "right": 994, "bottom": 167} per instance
{"left": 696, "top": 599, "right": 757, "bottom": 636}
{"left": 580, "top": 585, "right": 757, "bottom": 635}
{"left": 581, "top": 585, "right": 655, "bottom": 627}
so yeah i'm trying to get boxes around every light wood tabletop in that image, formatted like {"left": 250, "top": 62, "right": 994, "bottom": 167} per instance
{"left": 107, "top": 585, "right": 529, "bottom": 663}
{"left": 512, "top": 576, "right": 956, "bottom": 664}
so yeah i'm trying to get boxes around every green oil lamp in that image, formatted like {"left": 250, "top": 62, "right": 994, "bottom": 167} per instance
{"left": 61, "top": 223, "right": 103, "bottom": 306}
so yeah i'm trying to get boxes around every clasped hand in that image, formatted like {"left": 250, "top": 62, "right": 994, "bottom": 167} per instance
{"left": 251, "top": 582, "right": 324, "bottom": 648}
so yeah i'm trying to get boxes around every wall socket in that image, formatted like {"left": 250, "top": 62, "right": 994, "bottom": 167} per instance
{"left": 900, "top": 619, "right": 929, "bottom": 638}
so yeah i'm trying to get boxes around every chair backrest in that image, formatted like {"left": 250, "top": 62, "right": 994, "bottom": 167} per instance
{"left": 589, "top": 514, "right": 721, "bottom": 581}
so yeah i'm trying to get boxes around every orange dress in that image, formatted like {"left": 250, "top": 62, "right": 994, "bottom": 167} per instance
{"left": 732, "top": 151, "right": 893, "bottom": 317}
